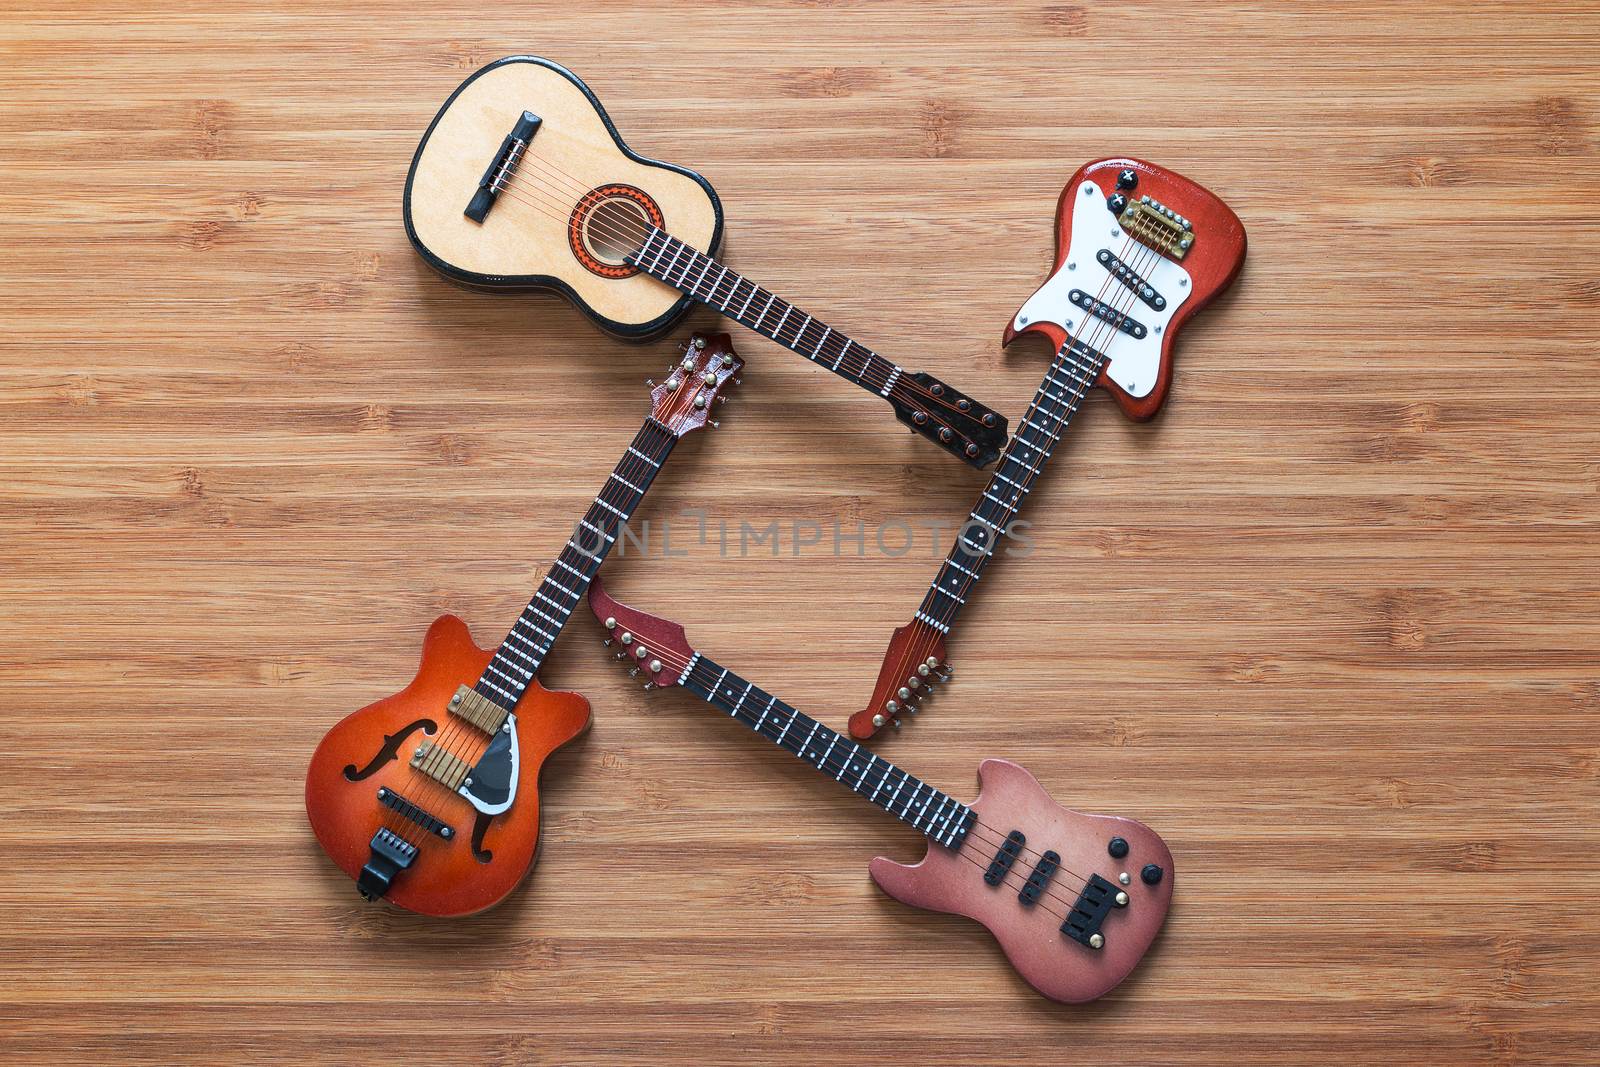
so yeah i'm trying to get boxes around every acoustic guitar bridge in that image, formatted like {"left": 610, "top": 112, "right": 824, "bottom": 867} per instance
{"left": 464, "top": 110, "right": 542, "bottom": 223}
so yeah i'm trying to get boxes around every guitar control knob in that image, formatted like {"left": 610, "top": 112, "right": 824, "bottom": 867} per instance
{"left": 1141, "top": 863, "right": 1164, "bottom": 885}
{"left": 1108, "top": 193, "right": 1128, "bottom": 215}
{"left": 1116, "top": 168, "right": 1138, "bottom": 190}
{"left": 1108, "top": 836, "right": 1129, "bottom": 858}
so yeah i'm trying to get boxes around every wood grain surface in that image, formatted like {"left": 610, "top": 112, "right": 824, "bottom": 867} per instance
{"left": 2, "top": 2, "right": 1597, "bottom": 1063}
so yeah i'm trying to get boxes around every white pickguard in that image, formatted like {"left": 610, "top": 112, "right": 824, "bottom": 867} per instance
{"left": 1012, "top": 181, "right": 1193, "bottom": 399}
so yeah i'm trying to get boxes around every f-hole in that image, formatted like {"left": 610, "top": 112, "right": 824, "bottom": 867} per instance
{"left": 343, "top": 719, "right": 436, "bottom": 782}
{"left": 471, "top": 812, "right": 494, "bottom": 864}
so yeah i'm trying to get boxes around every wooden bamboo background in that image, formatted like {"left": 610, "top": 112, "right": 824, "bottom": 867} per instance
{"left": 2, "top": 2, "right": 1597, "bottom": 1063}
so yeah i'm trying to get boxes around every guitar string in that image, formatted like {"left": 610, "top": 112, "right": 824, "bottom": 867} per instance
{"left": 656, "top": 648, "right": 1101, "bottom": 919}
{"left": 380, "top": 376, "right": 714, "bottom": 843}
{"left": 879, "top": 230, "right": 1165, "bottom": 729}
{"left": 492, "top": 163, "right": 997, "bottom": 438}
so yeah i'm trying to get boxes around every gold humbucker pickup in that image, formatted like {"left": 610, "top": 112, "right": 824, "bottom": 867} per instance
{"left": 1118, "top": 195, "right": 1194, "bottom": 259}
{"left": 449, "top": 684, "right": 510, "bottom": 735}
{"left": 411, "top": 739, "right": 472, "bottom": 791}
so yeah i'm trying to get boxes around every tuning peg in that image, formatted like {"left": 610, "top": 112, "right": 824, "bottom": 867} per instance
{"left": 891, "top": 718, "right": 902, "bottom": 729}
{"left": 628, "top": 667, "right": 640, "bottom": 677}
{"left": 709, "top": 420, "right": 720, "bottom": 429}
{"left": 732, "top": 377, "right": 742, "bottom": 386}
{"left": 646, "top": 379, "right": 655, "bottom": 388}
{"left": 716, "top": 395, "right": 728, "bottom": 405}
{"left": 603, "top": 637, "right": 613, "bottom": 647}
{"left": 642, "top": 681, "right": 655, "bottom": 691}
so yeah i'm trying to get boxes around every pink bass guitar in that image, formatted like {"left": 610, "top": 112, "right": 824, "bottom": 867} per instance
{"left": 588, "top": 577, "right": 1174, "bottom": 1003}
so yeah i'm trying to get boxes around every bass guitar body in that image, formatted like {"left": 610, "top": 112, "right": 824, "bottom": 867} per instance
{"left": 869, "top": 758, "right": 1174, "bottom": 1003}
{"left": 404, "top": 56, "right": 723, "bottom": 340}
{"left": 304, "top": 614, "right": 591, "bottom": 917}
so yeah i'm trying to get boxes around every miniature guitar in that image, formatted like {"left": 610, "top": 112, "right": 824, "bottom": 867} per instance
{"left": 304, "top": 333, "right": 742, "bottom": 915}
{"left": 403, "top": 55, "right": 1007, "bottom": 468}
{"left": 588, "top": 578, "right": 1174, "bottom": 1003}
{"left": 848, "top": 158, "right": 1247, "bottom": 738}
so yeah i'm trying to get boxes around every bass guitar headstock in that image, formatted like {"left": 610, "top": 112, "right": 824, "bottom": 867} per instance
{"left": 888, "top": 373, "right": 1008, "bottom": 468}
{"left": 589, "top": 576, "right": 697, "bottom": 690}
{"left": 651, "top": 332, "right": 743, "bottom": 437}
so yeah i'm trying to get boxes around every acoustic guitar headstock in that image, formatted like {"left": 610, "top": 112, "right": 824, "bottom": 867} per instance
{"left": 589, "top": 576, "right": 697, "bottom": 690}
{"left": 650, "top": 332, "right": 743, "bottom": 437}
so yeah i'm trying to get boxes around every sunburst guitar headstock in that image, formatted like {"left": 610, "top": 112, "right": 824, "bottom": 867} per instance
{"left": 651, "top": 332, "right": 742, "bottom": 437}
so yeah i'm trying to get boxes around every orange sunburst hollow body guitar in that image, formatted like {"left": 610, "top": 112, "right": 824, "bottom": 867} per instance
{"left": 304, "top": 333, "right": 743, "bottom": 915}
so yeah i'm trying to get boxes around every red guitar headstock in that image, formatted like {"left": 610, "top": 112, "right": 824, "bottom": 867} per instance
{"left": 589, "top": 576, "right": 697, "bottom": 690}
{"left": 848, "top": 618, "right": 951, "bottom": 739}
{"left": 650, "top": 332, "right": 743, "bottom": 437}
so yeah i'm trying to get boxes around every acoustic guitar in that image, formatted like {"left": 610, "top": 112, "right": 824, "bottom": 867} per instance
{"left": 304, "top": 333, "right": 742, "bottom": 915}
{"left": 588, "top": 578, "right": 1174, "bottom": 1003}
{"left": 848, "top": 158, "right": 1247, "bottom": 738}
{"left": 403, "top": 55, "right": 1007, "bottom": 468}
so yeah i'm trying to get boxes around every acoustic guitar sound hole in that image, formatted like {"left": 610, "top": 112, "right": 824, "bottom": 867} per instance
{"left": 568, "top": 184, "right": 663, "bottom": 279}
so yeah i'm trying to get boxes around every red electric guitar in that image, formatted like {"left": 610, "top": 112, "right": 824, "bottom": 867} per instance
{"left": 849, "top": 158, "right": 1246, "bottom": 739}
{"left": 589, "top": 578, "right": 1174, "bottom": 1003}
{"left": 304, "top": 333, "right": 742, "bottom": 915}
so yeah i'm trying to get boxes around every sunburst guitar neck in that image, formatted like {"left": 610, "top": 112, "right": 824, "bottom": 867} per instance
{"left": 587, "top": 578, "right": 1174, "bottom": 1004}
{"left": 303, "top": 333, "right": 744, "bottom": 916}
{"left": 402, "top": 55, "right": 1008, "bottom": 469}
{"left": 849, "top": 158, "right": 1247, "bottom": 739}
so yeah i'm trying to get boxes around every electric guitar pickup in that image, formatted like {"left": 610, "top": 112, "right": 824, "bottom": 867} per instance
{"left": 848, "top": 158, "right": 1246, "bottom": 739}
{"left": 588, "top": 578, "right": 1174, "bottom": 1003}
{"left": 402, "top": 55, "right": 1008, "bottom": 468}
{"left": 303, "top": 333, "right": 743, "bottom": 915}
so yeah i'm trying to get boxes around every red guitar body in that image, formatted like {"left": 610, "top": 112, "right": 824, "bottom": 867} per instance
{"left": 304, "top": 615, "right": 590, "bottom": 917}
{"left": 1003, "top": 155, "right": 1246, "bottom": 416}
